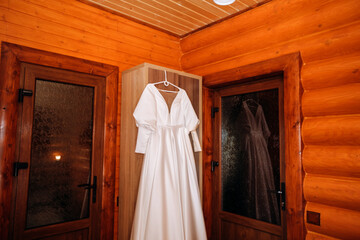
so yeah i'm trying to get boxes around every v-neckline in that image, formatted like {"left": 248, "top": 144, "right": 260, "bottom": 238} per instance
{"left": 149, "top": 84, "right": 182, "bottom": 115}
{"left": 243, "top": 101, "right": 260, "bottom": 122}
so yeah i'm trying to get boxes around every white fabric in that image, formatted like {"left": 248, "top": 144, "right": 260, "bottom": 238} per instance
{"left": 131, "top": 84, "right": 207, "bottom": 240}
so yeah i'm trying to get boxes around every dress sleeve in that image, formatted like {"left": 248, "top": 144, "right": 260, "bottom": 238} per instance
{"left": 133, "top": 86, "right": 157, "bottom": 154}
{"left": 183, "top": 92, "right": 201, "bottom": 152}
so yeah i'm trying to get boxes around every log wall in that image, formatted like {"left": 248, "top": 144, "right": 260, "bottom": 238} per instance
{"left": 2, "top": 0, "right": 360, "bottom": 239}
{"left": 180, "top": 0, "right": 360, "bottom": 239}
{"left": 0, "top": 0, "right": 181, "bottom": 239}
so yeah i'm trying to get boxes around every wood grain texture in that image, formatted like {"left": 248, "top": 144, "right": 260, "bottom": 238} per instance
{"left": 0, "top": 5, "right": 178, "bottom": 63}
{"left": 203, "top": 53, "right": 303, "bottom": 239}
{"left": 119, "top": 66, "right": 147, "bottom": 240}
{"left": 301, "top": 53, "right": 360, "bottom": 90}
{"left": 182, "top": 23, "right": 360, "bottom": 78}
{"left": 0, "top": 42, "right": 20, "bottom": 240}
{"left": 202, "top": 87, "right": 214, "bottom": 238}
{"left": 101, "top": 67, "right": 118, "bottom": 240}
{"left": 304, "top": 174, "right": 360, "bottom": 211}
{"left": 221, "top": 219, "right": 281, "bottom": 240}
{"left": 306, "top": 231, "right": 340, "bottom": 240}
{"left": 302, "top": 115, "right": 360, "bottom": 146}
{"left": 181, "top": 0, "right": 360, "bottom": 239}
{"left": 23, "top": 220, "right": 89, "bottom": 240}
{"left": 181, "top": 0, "right": 360, "bottom": 70}
{"left": 38, "top": 228, "right": 88, "bottom": 240}
{"left": 303, "top": 146, "right": 360, "bottom": 178}
{"left": 79, "top": 0, "right": 269, "bottom": 37}
{"left": 1, "top": 1, "right": 182, "bottom": 238}
{"left": 119, "top": 63, "right": 202, "bottom": 240}
{"left": 305, "top": 202, "right": 360, "bottom": 240}
{"left": 203, "top": 53, "right": 294, "bottom": 87}
{"left": 0, "top": 42, "right": 118, "bottom": 240}
{"left": 219, "top": 211, "right": 282, "bottom": 236}
{"left": 181, "top": 1, "right": 360, "bottom": 239}
{"left": 11, "top": 63, "right": 106, "bottom": 240}
{"left": 0, "top": 0, "right": 181, "bottom": 70}
{"left": 181, "top": 0, "right": 316, "bottom": 52}
{"left": 302, "top": 83, "right": 360, "bottom": 117}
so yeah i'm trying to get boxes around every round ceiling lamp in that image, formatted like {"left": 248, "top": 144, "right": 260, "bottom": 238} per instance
{"left": 213, "top": 0, "right": 235, "bottom": 5}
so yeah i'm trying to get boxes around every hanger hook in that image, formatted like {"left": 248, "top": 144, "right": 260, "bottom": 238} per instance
{"left": 164, "top": 70, "right": 169, "bottom": 86}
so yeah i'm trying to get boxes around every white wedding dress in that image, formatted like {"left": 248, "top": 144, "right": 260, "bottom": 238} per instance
{"left": 131, "top": 84, "right": 207, "bottom": 240}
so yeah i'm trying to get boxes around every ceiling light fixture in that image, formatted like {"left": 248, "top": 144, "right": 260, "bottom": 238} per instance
{"left": 213, "top": 0, "right": 235, "bottom": 5}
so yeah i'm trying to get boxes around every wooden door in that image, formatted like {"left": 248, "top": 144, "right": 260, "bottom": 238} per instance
{"left": 11, "top": 64, "right": 105, "bottom": 240}
{"left": 211, "top": 76, "right": 285, "bottom": 239}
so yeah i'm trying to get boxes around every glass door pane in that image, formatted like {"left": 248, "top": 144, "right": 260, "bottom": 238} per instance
{"left": 221, "top": 88, "right": 281, "bottom": 225}
{"left": 26, "top": 79, "right": 94, "bottom": 229}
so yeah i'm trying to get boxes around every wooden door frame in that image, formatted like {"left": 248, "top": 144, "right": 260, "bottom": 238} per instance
{"left": 0, "top": 42, "right": 118, "bottom": 240}
{"left": 202, "top": 53, "right": 304, "bottom": 239}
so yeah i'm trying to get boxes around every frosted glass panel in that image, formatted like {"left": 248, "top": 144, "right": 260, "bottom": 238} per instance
{"left": 26, "top": 79, "right": 94, "bottom": 229}
{"left": 221, "top": 88, "right": 280, "bottom": 225}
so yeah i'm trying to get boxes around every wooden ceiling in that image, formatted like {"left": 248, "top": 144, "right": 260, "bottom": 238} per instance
{"left": 79, "top": 0, "right": 271, "bottom": 37}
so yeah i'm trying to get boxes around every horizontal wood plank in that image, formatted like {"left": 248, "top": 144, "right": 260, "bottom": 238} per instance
{"left": 301, "top": 53, "right": 360, "bottom": 90}
{"left": 23, "top": 0, "right": 180, "bottom": 45}
{"left": 180, "top": 1, "right": 360, "bottom": 239}
{"left": 181, "top": 0, "right": 360, "bottom": 69}
{"left": 302, "top": 115, "right": 360, "bottom": 146}
{"left": 306, "top": 231, "right": 341, "bottom": 240}
{"left": 79, "top": 0, "right": 269, "bottom": 37}
{"left": 303, "top": 145, "right": 360, "bottom": 178}
{"left": 4, "top": 1, "right": 180, "bottom": 53}
{"left": 306, "top": 202, "right": 360, "bottom": 240}
{"left": 181, "top": 20, "right": 360, "bottom": 76}
{"left": 181, "top": 0, "right": 315, "bottom": 52}
{"left": 302, "top": 83, "right": 360, "bottom": 117}
{"left": 304, "top": 174, "right": 360, "bottom": 211}
{"left": 0, "top": 19, "right": 179, "bottom": 68}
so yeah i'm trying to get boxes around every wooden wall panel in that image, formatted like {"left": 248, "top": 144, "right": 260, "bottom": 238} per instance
{"left": 181, "top": 0, "right": 360, "bottom": 70}
{"left": 302, "top": 83, "right": 360, "bottom": 117}
{"left": 180, "top": 0, "right": 360, "bottom": 239}
{"left": 303, "top": 146, "right": 360, "bottom": 178}
{"left": 0, "top": 0, "right": 181, "bottom": 71}
{"left": 306, "top": 202, "right": 360, "bottom": 240}
{"left": 0, "top": 1, "right": 182, "bottom": 240}
{"left": 301, "top": 53, "right": 360, "bottom": 90}
{"left": 304, "top": 174, "right": 360, "bottom": 211}
{"left": 306, "top": 231, "right": 340, "bottom": 240}
{"left": 181, "top": 0, "right": 352, "bottom": 52}
{"left": 302, "top": 115, "right": 360, "bottom": 146}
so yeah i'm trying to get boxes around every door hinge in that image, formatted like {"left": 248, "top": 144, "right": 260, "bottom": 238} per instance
{"left": 18, "top": 88, "right": 33, "bottom": 102}
{"left": 13, "top": 162, "right": 28, "bottom": 176}
{"left": 116, "top": 196, "right": 119, "bottom": 207}
{"left": 211, "top": 107, "right": 219, "bottom": 118}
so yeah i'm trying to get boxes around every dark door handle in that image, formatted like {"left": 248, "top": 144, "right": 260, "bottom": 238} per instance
{"left": 78, "top": 176, "right": 97, "bottom": 203}
{"left": 269, "top": 182, "right": 286, "bottom": 210}
{"left": 211, "top": 160, "right": 219, "bottom": 172}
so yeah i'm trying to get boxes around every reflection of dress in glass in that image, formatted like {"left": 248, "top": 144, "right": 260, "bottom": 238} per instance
{"left": 242, "top": 100, "right": 280, "bottom": 224}
{"left": 131, "top": 84, "right": 207, "bottom": 240}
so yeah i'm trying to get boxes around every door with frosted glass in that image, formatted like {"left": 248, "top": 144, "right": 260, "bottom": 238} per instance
{"left": 12, "top": 64, "right": 105, "bottom": 240}
{"left": 212, "top": 76, "right": 285, "bottom": 239}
